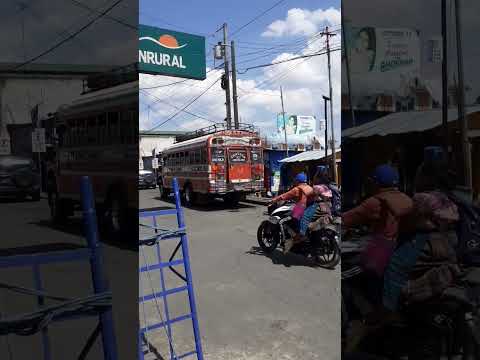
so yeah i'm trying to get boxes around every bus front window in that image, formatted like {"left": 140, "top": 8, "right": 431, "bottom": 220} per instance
{"left": 212, "top": 149, "right": 225, "bottom": 162}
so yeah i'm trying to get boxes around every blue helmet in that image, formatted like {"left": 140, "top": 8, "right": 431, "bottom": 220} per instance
{"left": 295, "top": 172, "right": 307, "bottom": 183}
{"left": 371, "top": 164, "right": 399, "bottom": 187}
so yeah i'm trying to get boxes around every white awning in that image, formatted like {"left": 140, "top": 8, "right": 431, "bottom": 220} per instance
{"left": 342, "top": 106, "right": 480, "bottom": 139}
{"left": 279, "top": 149, "right": 341, "bottom": 163}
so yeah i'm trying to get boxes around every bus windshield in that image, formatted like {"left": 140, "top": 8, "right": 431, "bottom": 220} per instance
{"left": 211, "top": 149, "right": 225, "bottom": 162}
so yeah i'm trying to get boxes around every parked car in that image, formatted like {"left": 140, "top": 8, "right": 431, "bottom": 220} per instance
{"left": 138, "top": 169, "right": 156, "bottom": 189}
{"left": 0, "top": 155, "right": 41, "bottom": 200}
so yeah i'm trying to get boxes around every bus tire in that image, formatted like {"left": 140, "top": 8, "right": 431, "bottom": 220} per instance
{"left": 183, "top": 184, "right": 196, "bottom": 207}
{"left": 104, "top": 187, "right": 128, "bottom": 241}
{"left": 224, "top": 193, "right": 240, "bottom": 207}
{"left": 158, "top": 181, "right": 169, "bottom": 200}
{"left": 49, "top": 191, "right": 67, "bottom": 224}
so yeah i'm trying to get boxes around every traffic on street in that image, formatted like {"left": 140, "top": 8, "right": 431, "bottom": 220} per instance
{"left": 139, "top": 187, "right": 340, "bottom": 360}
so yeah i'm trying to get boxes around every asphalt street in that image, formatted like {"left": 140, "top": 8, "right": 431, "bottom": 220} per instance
{"left": 140, "top": 188, "right": 341, "bottom": 360}
{"left": 0, "top": 195, "right": 138, "bottom": 360}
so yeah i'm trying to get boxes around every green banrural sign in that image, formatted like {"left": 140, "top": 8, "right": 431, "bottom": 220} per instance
{"left": 139, "top": 24, "right": 206, "bottom": 80}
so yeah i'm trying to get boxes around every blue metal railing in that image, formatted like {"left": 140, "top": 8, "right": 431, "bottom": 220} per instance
{"left": 139, "top": 178, "right": 204, "bottom": 360}
{"left": 0, "top": 176, "right": 118, "bottom": 360}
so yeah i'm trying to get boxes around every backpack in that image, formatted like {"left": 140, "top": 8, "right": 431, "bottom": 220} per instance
{"left": 449, "top": 193, "right": 480, "bottom": 266}
{"left": 328, "top": 183, "right": 341, "bottom": 216}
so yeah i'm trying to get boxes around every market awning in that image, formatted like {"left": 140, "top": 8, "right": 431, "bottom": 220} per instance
{"left": 279, "top": 149, "right": 341, "bottom": 163}
{"left": 342, "top": 106, "right": 480, "bottom": 139}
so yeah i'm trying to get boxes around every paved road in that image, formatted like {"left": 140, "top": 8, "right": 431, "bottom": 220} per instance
{"left": 140, "top": 188, "right": 341, "bottom": 360}
{"left": 0, "top": 196, "right": 137, "bottom": 359}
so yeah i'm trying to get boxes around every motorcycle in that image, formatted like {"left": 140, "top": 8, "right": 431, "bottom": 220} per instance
{"left": 257, "top": 200, "right": 340, "bottom": 268}
{"left": 341, "top": 228, "right": 480, "bottom": 359}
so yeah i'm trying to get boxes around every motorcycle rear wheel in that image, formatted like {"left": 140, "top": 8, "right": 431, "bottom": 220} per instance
{"left": 257, "top": 220, "right": 280, "bottom": 253}
{"left": 313, "top": 230, "right": 341, "bottom": 268}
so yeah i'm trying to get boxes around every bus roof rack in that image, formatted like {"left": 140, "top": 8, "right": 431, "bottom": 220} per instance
{"left": 175, "top": 123, "right": 258, "bottom": 143}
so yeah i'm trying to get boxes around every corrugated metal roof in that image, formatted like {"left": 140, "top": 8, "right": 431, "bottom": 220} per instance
{"left": 279, "top": 149, "right": 341, "bottom": 163}
{"left": 140, "top": 130, "right": 187, "bottom": 136}
{"left": 342, "top": 106, "right": 480, "bottom": 139}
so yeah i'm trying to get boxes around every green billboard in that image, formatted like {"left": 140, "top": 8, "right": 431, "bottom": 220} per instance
{"left": 139, "top": 24, "right": 206, "bottom": 80}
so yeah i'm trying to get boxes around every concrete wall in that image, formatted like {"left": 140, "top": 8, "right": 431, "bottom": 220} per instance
{"left": 139, "top": 136, "right": 176, "bottom": 157}
{"left": 1, "top": 78, "right": 83, "bottom": 125}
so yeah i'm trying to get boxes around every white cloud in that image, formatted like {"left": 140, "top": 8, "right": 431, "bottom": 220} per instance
{"left": 262, "top": 7, "right": 340, "bottom": 38}
{"left": 140, "top": 7, "right": 342, "bottom": 145}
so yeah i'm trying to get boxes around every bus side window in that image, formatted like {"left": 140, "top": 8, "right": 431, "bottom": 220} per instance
{"left": 184, "top": 151, "right": 189, "bottom": 166}
{"left": 201, "top": 148, "right": 207, "bottom": 164}
{"left": 87, "top": 117, "right": 96, "bottom": 145}
{"left": 98, "top": 114, "right": 107, "bottom": 145}
{"left": 108, "top": 112, "right": 120, "bottom": 144}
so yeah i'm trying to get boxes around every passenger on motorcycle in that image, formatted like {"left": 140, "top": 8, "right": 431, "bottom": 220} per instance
{"left": 383, "top": 149, "right": 462, "bottom": 360}
{"left": 312, "top": 165, "right": 341, "bottom": 216}
{"left": 306, "top": 184, "right": 334, "bottom": 233}
{"left": 271, "top": 172, "right": 314, "bottom": 254}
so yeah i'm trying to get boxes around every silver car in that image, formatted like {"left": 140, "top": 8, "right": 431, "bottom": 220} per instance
{"left": 0, "top": 155, "right": 41, "bottom": 200}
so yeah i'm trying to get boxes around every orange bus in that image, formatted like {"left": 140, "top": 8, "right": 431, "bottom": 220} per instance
{"left": 47, "top": 79, "right": 138, "bottom": 240}
{"left": 159, "top": 124, "right": 264, "bottom": 206}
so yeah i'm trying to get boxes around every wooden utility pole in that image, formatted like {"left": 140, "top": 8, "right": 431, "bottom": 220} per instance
{"left": 454, "top": 0, "right": 471, "bottom": 191}
{"left": 280, "top": 86, "right": 288, "bottom": 157}
{"left": 321, "top": 26, "right": 338, "bottom": 184}
{"left": 323, "top": 96, "right": 330, "bottom": 160}
{"left": 441, "top": 0, "right": 449, "bottom": 155}
{"left": 231, "top": 40, "right": 239, "bottom": 129}
{"left": 341, "top": 3, "right": 356, "bottom": 127}
{"left": 219, "top": 23, "right": 232, "bottom": 129}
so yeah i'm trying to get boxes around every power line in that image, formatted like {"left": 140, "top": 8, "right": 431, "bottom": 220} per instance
{"left": 146, "top": 76, "right": 222, "bottom": 132}
{"left": 141, "top": 89, "right": 217, "bottom": 123}
{"left": 230, "top": 0, "right": 289, "bottom": 38}
{"left": 67, "top": 0, "right": 136, "bottom": 30}
{"left": 234, "top": 33, "right": 324, "bottom": 67}
{"left": 238, "top": 46, "right": 340, "bottom": 73}
{"left": 139, "top": 65, "right": 223, "bottom": 90}
{"left": 12, "top": 0, "right": 125, "bottom": 71}
{"left": 238, "top": 56, "right": 315, "bottom": 101}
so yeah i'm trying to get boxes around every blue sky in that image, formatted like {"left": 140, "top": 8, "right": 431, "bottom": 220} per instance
{"left": 139, "top": 0, "right": 341, "bottom": 146}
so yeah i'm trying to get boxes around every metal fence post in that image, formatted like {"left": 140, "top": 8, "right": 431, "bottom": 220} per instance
{"left": 172, "top": 178, "right": 204, "bottom": 360}
{"left": 81, "top": 176, "right": 118, "bottom": 360}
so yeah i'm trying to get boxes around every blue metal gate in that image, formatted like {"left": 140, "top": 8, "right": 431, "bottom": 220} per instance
{"left": 0, "top": 176, "right": 117, "bottom": 359}
{"left": 139, "top": 178, "right": 204, "bottom": 360}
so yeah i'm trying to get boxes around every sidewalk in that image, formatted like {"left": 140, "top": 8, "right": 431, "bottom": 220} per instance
{"left": 243, "top": 193, "right": 272, "bottom": 206}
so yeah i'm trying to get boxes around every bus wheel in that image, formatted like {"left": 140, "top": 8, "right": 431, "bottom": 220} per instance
{"left": 49, "top": 191, "right": 67, "bottom": 224}
{"left": 183, "top": 184, "right": 196, "bottom": 207}
{"left": 104, "top": 191, "right": 127, "bottom": 241}
{"left": 158, "top": 182, "right": 169, "bottom": 200}
{"left": 224, "top": 193, "right": 240, "bottom": 207}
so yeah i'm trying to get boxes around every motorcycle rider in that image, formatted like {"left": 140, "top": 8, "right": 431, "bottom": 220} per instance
{"left": 271, "top": 172, "right": 314, "bottom": 254}
{"left": 342, "top": 164, "right": 413, "bottom": 304}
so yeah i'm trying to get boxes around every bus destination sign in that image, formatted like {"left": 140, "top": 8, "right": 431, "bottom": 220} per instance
{"left": 139, "top": 24, "right": 206, "bottom": 80}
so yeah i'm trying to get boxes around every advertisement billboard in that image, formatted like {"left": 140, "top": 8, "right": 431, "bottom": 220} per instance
{"left": 342, "top": 26, "right": 421, "bottom": 96}
{"left": 139, "top": 24, "right": 206, "bottom": 80}
{"left": 277, "top": 115, "right": 317, "bottom": 136}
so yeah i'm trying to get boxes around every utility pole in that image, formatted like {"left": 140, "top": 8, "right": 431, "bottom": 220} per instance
{"left": 231, "top": 40, "right": 239, "bottom": 129}
{"left": 280, "top": 86, "right": 288, "bottom": 157}
{"left": 341, "top": 2, "right": 356, "bottom": 127}
{"left": 454, "top": 0, "right": 471, "bottom": 191}
{"left": 217, "top": 23, "right": 232, "bottom": 129}
{"left": 321, "top": 26, "right": 338, "bottom": 184}
{"left": 323, "top": 96, "right": 330, "bottom": 160}
{"left": 441, "top": 0, "right": 449, "bottom": 155}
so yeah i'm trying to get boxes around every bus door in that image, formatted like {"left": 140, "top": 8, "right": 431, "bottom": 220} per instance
{"left": 226, "top": 148, "right": 251, "bottom": 188}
